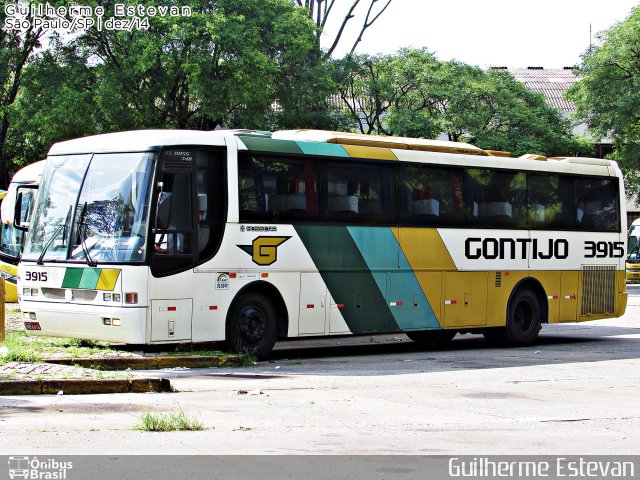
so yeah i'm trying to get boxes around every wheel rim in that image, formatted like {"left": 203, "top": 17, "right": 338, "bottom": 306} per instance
{"left": 513, "top": 299, "right": 534, "bottom": 332}
{"left": 238, "top": 306, "right": 267, "bottom": 346}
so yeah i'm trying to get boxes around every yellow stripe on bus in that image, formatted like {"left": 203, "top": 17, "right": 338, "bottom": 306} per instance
{"left": 342, "top": 145, "right": 398, "bottom": 161}
{"left": 96, "top": 269, "right": 120, "bottom": 291}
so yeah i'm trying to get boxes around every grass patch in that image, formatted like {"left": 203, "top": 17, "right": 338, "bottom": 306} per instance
{"left": 134, "top": 410, "right": 204, "bottom": 432}
{"left": 0, "top": 330, "right": 117, "bottom": 365}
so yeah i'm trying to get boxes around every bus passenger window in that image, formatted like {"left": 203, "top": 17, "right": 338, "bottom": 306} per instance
{"left": 323, "top": 161, "right": 394, "bottom": 224}
{"left": 527, "top": 174, "right": 567, "bottom": 229}
{"left": 574, "top": 178, "right": 619, "bottom": 231}
{"left": 238, "top": 154, "right": 318, "bottom": 222}
{"left": 466, "top": 169, "right": 526, "bottom": 229}
{"left": 399, "top": 165, "right": 463, "bottom": 226}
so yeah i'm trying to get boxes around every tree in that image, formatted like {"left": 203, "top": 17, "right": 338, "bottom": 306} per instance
{"left": 336, "top": 48, "right": 583, "bottom": 157}
{"left": 7, "top": 0, "right": 326, "bottom": 166}
{"left": 334, "top": 49, "right": 441, "bottom": 136}
{"left": 9, "top": 46, "right": 97, "bottom": 166}
{"left": 567, "top": 7, "right": 640, "bottom": 195}
{"left": 75, "top": 0, "right": 319, "bottom": 131}
{"left": 0, "top": 2, "right": 47, "bottom": 187}
{"left": 293, "top": 0, "right": 392, "bottom": 58}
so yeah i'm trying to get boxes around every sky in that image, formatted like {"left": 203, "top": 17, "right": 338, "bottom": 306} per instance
{"left": 322, "top": 0, "right": 639, "bottom": 68}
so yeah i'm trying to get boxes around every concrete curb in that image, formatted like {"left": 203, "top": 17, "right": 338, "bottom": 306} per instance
{"left": 0, "top": 377, "right": 172, "bottom": 395}
{"left": 44, "top": 354, "right": 245, "bottom": 370}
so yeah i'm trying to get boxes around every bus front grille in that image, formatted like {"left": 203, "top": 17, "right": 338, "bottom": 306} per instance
{"left": 581, "top": 265, "right": 616, "bottom": 316}
{"left": 41, "top": 288, "right": 98, "bottom": 302}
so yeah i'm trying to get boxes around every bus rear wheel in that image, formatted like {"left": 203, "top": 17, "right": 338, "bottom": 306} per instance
{"left": 405, "top": 329, "right": 456, "bottom": 347}
{"left": 484, "top": 288, "right": 542, "bottom": 346}
{"left": 226, "top": 293, "right": 278, "bottom": 360}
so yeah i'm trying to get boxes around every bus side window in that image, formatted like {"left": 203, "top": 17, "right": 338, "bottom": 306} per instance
{"left": 323, "top": 160, "right": 394, "bottom": 224}
{"left": 527, "top": 174, "right": 565, "bottom": 229}
{"left": 196, "top": 149, "right": 227, "bottom": 262}
{"left": 154, "top": 173, "right": 192, "bottom": 255}
{"left": 574, "top": 177, "right": 619, "bottom": 231}
{"left": 238, "top": 153, "right": 318, "bottom": 222}
{"left": 466, "top": 169, "right": 526, "bottom": 229}
{"left": 152, "top": 148, "right": 227, "bottom": 277}
{"left": 398, "top": 164, "right": 463, "bottom": 226}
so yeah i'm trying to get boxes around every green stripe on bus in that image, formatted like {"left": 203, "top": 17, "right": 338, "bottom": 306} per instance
{"left": 294, "top": 225, "right": 399, "bottom": 334}
{"left": 79, "top": 268, "right": 101, "bottom": 289}
{"left": 238, "top": 135, "right": 303, "bottom": 154}
{"left": 62, "top": 267, "right": 116, "bottom": 290}
{"left": 297, "top": 142, "right": 349, "bottom": 158}
{"left": 61, "top": 268, "right": 84, "bottom": 289}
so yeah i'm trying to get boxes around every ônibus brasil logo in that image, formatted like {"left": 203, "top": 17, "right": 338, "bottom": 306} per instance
{"left": 8, "top": 456, "right": 73, "bottom": 479}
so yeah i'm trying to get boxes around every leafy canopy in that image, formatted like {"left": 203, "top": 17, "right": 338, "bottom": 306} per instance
{"left": 567, "top": 7, "right": 640, "bottom": 195}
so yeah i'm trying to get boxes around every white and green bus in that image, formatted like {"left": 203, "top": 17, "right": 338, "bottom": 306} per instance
{"left": 0, "top": 160, "right": 46, "bottom": 301}
{"left": 18, "top": 129, "right": 627, "bottom": 358}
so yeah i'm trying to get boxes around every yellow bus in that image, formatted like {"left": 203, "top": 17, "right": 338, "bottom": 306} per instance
{"left": 17, "top": 130, "right": 627, "bottom": 358}
{"left": 0, "top": 161, "right": 45, "bottom": 301}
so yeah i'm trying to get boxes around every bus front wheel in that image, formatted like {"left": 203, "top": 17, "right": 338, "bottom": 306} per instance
{"left": 226, "top": 293, "right": 278, "bottom": 360}
{"left": 484, "top": 288, "right": 542, "bottom": 346}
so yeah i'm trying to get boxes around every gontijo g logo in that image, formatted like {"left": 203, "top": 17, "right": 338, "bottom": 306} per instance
{"left": 238, "top": 236, "right": 290, "bottom": 266}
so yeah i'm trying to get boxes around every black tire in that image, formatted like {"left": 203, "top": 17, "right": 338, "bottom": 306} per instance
{"left": 226, "top": 293, "right": 278, "bottom": 360}
{"left": 405, "top": 329, "right": 456, "bottom": 347}
{"left": 484, "top": 288, "right": 542, "bottom": 346}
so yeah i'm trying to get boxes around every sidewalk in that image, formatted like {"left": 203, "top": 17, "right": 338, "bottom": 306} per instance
{"left": 1, "top": 307, "right": 239, "bottom": 395}
{"left": 0, "top": 360, "right": 171, "bottom": 395}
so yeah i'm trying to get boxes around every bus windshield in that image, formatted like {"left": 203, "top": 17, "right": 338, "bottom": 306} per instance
{"left": 23, "top": 152, "right": 155, "bottom": 264}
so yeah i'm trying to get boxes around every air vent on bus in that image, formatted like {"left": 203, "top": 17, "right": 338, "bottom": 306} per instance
{"left": 581, "top": 265, "right": 616, "bottom": 316}
{"left": 41, "top": 288, "right": 98, "bottom": 302}
{"left": 495, "top": 272, "right": 502, "bottom": 288}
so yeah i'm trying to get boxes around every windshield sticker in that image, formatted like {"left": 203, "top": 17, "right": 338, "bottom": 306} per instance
{"left": 216, "top": 273, "right": 230, "bottom": 290}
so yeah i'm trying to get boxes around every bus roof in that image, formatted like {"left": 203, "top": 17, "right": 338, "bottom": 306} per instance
{"left": 273, "top": 129, "right": 489, "bottom": 156}
{"left": 48, "top": 129, "right": 228, "bottom": 155}
{"left": 1, "top": 160, "right": 47, "bottom": 225}
{"left": 46, "top": 129, "right": 617, "bottom": 177}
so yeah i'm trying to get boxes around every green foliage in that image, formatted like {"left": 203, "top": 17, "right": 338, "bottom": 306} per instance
{"left": 567, "top": 6, "right": 640, "bottom": 196}
{"left": 1, "top": 331, "right": 44, "bottom": 363}
{"left": 6, "top": 0, "right": 323, "bottom": 164}
{"left": 0, "top": 330, "right": 115, "bottom": 365}
{"left": 335, "top": 48, "right": 581, "bottom": 157}
{"left": 134, "top": 410, "right": 204, "bottom": 432}
{"left": 9, "top": 47, "right": 97, "bottom": 166}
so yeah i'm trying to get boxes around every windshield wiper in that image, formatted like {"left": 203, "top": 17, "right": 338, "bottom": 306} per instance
{"left": 37, "top": 206, "right": 72, "bottom": 265}
{"left": 76, "top": 202, "right": 97, "bottom": 268}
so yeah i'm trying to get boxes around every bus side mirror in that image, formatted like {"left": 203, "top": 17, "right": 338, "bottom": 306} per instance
{"left": 13, "top": 191, "right": 28, "bottom": 232}
{"left": 156, "top": 191, "right": 173, "bottom": 230}
{"left": 13, "top": 185, "right": 38, "bottom": 232}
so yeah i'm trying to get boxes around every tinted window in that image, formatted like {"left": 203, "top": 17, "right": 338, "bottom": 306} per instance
{"left": 466, "top": 169, "right": 526, "bottom": 228}
{"left": 527, "top": 174, "right": 573, "bottom": 229}
{"left": 152, "top": 148, "right": 226, "bottom": 277}
{"left": 398, "top": 164, "right": 463, "bottom": 226}
{"left": 323, "top": 161, "right": 395, "bottom": 224}
{"left": 239, "top": 154, "right": 318, "bottom": 222}
{"left": 196, "top": 150, "right": 226, "bottom": 261}
{"left": 575, "top": 177, "right": 619, "bottom": 231}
